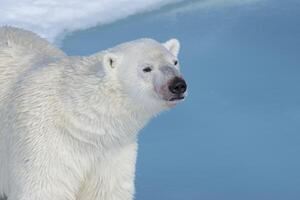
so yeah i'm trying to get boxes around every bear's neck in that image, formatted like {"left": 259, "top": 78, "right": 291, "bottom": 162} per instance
{"left": 62, "top": 75, "right": 153, "bottom": 150}
{"left": 65, "top": 107, "right": 147, "bottom": 148}
{"left": 65, "top": 99, "right": 151, "bottom": 150}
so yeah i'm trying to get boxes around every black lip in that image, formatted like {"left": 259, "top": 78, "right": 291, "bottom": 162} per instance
{"left": 169, "top": 96, "right": 185, "bottom": 101}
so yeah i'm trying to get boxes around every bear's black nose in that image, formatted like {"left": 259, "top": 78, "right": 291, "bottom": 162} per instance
{"left": 169, "top": 77, "right": 187, "bottom": 95}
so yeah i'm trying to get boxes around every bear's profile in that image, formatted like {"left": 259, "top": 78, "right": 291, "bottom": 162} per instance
{"left": 0, "top": 27, "right": 187, "bottom": 200}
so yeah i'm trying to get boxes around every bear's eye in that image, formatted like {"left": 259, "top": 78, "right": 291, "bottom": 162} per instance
{"left": 174, "top": 60, "right": 178, "bottom": 65}
{"left": 143, "top": 67, "right": 152, "bottom": 73}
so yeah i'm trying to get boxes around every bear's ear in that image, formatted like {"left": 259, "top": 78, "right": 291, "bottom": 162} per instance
{"left": 103, "top": 52, "right": 119, "bottom": 70}
{"left": 163, "top": 38, "right": 180, "bottom": 57}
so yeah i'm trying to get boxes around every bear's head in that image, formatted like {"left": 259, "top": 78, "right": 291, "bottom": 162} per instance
{"left": 101, "top": 38, "right": 187, "bottom": 114}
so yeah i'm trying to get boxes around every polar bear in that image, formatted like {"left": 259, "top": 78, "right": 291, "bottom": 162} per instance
{"left": 0, "top": 27, "right": 187, "bottom": 200}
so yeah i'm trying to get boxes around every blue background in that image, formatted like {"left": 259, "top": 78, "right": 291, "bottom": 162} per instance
{"left": 62, "top": 0, "right": 300, "bottom": 199}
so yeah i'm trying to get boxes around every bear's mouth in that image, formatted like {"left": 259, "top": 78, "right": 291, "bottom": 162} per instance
{"left": 168, "top": 96, "right": 185, "bottom": 101}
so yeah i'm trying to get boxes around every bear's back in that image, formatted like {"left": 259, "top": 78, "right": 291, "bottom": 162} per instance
{"left": 0, "top": 27, "right": 65, "bottom": 58}
{"left": 0, "top": 27, "right": 66, "bottom": 107}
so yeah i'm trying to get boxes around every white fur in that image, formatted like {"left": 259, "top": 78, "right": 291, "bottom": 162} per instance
{"left": 0, "top": 27, "right": 182, "bottom": 200}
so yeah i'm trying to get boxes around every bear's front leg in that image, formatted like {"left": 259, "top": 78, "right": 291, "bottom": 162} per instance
{"left": 77, "top": 142, "right": 138, "bottom": 200}
{"left": 7, "top": 133, "right": 83, "bottom": 200}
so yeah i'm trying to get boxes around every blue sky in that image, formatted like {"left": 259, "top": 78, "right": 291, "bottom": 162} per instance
{"left": 2, "top": 0, "right": 300, "bottom": 199}
{"left": 65, "top": 1, "right": 300, "bottom": 199}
